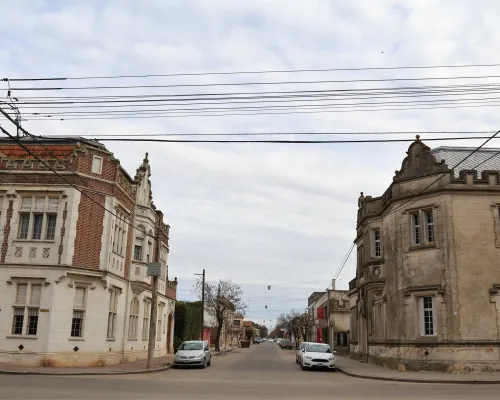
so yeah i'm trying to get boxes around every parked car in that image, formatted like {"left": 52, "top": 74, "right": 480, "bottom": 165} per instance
{"left": 296, "top": 342, "right": 312, "bottom": 364}
{"left": 300, "top": 343, "right": 336, "bottom": 371}
{"left": 253, "top": 338, "right": 261, "bottom": 344}
{"left": 276, "top": 339, "right": 282, "bottom": 345}
{"left": 173, "top": 340, "right": 212, "bottom": 369}
{"left": 280, "top": 339, "right": 293, "bottom": 350}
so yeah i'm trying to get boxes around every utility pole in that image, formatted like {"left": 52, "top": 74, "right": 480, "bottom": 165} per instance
{"left": 146, "top": 226, "right": 161, "bottom": 369}
{"left": 195, "top": 269, "right": 206, "bottom": 341}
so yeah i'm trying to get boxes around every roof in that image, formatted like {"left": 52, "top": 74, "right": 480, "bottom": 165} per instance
{"left": 0, "top": 136, "right": 106, "bottom": 160}
{"left": 431, "top": 146, "right": 500, "bottom": 178}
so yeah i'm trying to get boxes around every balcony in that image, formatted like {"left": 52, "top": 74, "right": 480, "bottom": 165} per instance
{"left": 349, "top": 278, "right": 357, "bottom": 292}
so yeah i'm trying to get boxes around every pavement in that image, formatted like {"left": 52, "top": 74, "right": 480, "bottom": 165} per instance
{"left": 1, "top": 343, "right": 500, "bottom": 399}
{"left": 336, "top": 356, "right": 500, "bottom": 384}
{"left": 0, "top": 347, "right": 234, "bottom": 375}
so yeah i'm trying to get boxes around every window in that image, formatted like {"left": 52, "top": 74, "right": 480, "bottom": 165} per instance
{"left": 112, "top": 212, "right": 129, "bottom": 256}
{"left": 71, "top": 287, "right": 86, "bottom": 337}
{"left": 411, "top": 209, "right": 435, "bottom": 245}
{"left": 128, "top": 298, "right": 139, "bottom": 339}
{"left": 425, "top": 211, "right": 434, "bottom": 243}
{"left": 107, "top": 289, "right": 119, "bottom": 339}
{"left": 18, "top": 196, "right": 58, "bottom": 241}
{"left": 233, "top": 319, "right": 241, "bottom": 327}
{"left": 142, "top": 300, "right": 150, "bottom": 340}
{"left": 91, "top": 156, "right": 103, "bottom": 174}
{"left": 157, "top": 305, "right": 163, "bottom": 341}
{"left": 11, "top": 283, "right": 41, "bottom": 336}
{"left": 134, "top": 245, "right": 142, "bottom": 261}
{"left": 371, "top": 229, "right": 381, "bottom": 257}
{"left": 419, "top": 296, "right": 436, "bottom": 336}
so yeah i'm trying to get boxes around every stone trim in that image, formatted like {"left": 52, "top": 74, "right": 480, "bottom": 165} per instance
{"left": 1, "top": 199, "right": 13, "bottom": 263}
{"left": 403, "top": 284, "right": 444, "bottom": 297}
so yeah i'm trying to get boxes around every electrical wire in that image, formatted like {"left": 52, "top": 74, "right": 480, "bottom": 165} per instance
{"left": 19, "top": 101, "right": 500, "bottom": 121}
{"left": 27, "top": 136, "right": 497, "bottom": 144}
{"left": 8, "top": 74, "right": 500, "bottom": 92}
{"left": 5, "top": 62, "right": 500, "bottom": 81}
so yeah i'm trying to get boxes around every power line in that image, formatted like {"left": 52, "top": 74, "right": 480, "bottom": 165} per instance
{"left": 29, "top": 136, "right": 499, "bottom": 144}
{"left": 31, "top": 131, "right": 496, "bottom": 138}
{"left": 5, "top": 62, "right": 500, "bottom": 81}
{"left": 20, "top": 101, "right": 500, "bottom": 121}
{"left": 9, "top": 74, "right": 500, "bottom": 91}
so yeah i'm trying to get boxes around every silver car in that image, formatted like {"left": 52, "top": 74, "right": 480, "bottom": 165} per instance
{"left": 173, "top": 340, "right": 212, "bottom": 368}
{"left": 300, "top": 343, "right": 336, "bottom": 371}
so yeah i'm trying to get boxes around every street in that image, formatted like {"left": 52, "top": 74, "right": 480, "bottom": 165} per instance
{"left": 1, "top": 342, "right": 498, "bottom": 400}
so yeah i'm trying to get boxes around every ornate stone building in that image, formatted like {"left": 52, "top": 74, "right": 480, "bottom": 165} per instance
{"left": 349, "top": 136, "right": 500, "bottom": 372}
{"left": 0, "top": 137, "right": 177, "bottom": 366}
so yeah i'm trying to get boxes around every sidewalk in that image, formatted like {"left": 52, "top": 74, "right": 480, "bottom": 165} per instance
{"left": 336, "top": 356, "right": 500, "bottom": 384}
{"left": 0, "top": 348, "right": 234, "bottom": 376}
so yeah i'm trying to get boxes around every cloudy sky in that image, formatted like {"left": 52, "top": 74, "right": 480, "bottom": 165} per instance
{"left": 1, "top": 0, "right": 500, "bottom": 329}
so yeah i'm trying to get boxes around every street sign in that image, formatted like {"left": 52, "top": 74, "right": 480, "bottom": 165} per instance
{"left": 147, "top": 262, "right": 162, "bottom": 277}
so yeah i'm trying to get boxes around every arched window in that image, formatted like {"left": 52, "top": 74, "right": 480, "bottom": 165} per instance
{"left": 128, "top": 298, "right": 139, "bottom": 339}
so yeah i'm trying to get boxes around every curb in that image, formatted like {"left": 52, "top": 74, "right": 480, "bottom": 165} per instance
{"left": 337, "top": 367, "right": 500, "bottom": 385}
{"left": 0, "top": 349, "right": 236, "bottom": 376}
{"left": 0, "top": 364, "right": 172, "bottom": 376}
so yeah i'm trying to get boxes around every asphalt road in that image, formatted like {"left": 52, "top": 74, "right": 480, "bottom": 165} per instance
{"left": 1, "top": 342, "right": 499, "bottom": 399}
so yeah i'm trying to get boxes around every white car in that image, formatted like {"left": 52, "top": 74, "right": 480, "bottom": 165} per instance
{"left": 173, "top": 340, "right": 212, "bottom": 369}
{"left": 300, "top": 343, "right": 336, "bottom": 371}
{"left": 296, "top": 341, "right": 312, "bottom": 364}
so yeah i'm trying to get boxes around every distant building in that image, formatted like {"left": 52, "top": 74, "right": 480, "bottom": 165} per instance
{"left": 350, "top": 137, "right": 500, "bottom": 372}
{"left": 307, "top": 281, "right": 349, "bottom": 351}
{"left": 0, "top": 137, "right": 177, "bottom": 366}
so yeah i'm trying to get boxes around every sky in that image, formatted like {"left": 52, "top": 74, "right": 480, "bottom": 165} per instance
{"left": 1, "top": 0, "right": 500, "bottom": 330}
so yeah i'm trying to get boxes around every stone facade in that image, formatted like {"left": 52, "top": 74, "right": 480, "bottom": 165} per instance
{"left": 349, "top": 136, "right": 500, "bottom": 373}
{"left": 0, "top": 137, "right": 178, "bottom": 366}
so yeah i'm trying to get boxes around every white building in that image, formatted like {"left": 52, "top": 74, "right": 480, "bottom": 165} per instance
{"left": 0, "top": 137, "right": 177, "bottom": 366}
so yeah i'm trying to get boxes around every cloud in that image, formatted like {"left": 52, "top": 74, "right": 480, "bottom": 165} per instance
{"left": 1, "top": 0, "right": 500, "bottom": 328}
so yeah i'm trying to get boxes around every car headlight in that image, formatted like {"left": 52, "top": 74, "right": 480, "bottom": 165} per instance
{"left": 174, "top": 354, "right": 180, "bottom": 359}
{"left": 304, "top": 356, "right": 312, "bottom": 360}
{"left": 329, "top": 356, "right": 335, "bottom": 361}
{"left": 195, "top": 353, "right": 204, "bottom": 359}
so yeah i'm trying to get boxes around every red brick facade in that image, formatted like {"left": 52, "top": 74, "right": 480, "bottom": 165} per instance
{"left": 0, "top": 137, "right": 175, "bottom": 298}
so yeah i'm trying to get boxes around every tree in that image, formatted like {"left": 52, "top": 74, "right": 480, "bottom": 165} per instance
{"left": 258, "top": 325, "right": 268, "bottom": 338}
{"left": 245, "top": 328, "right": 254, "bottom": 341}
{"left": 194, "top": 279, "right": 246, "bottom": 352}
{"left": 276, "top": 309, "right": 309, "bottom": 345}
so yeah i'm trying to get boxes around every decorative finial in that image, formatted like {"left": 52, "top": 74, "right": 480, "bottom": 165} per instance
{"left": 360, "top": 191, "right": 363, "bottom": 196}
{"left": 416, "top": 135, "right": 420, "bottom": 141}
{"left": 144, "top": 152, "right": 149, "bottom": 162}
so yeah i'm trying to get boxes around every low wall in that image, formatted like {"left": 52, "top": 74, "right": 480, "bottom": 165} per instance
{"left": 0, "top": 348, "right": 169, "bottom": 367}
{"left": 350, "top": 342, "right": 500, "bottom": 373}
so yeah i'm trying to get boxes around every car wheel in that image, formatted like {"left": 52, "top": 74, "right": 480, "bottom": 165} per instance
{"left": 301, "top": 363, "right": 307, "bottom": 371}
{"left": 207, "top": 357, "right": 211, "bottom": 367}
{"left": 295, "top": 357, "right": 298, "bottom": 364}
{"left": 201, "top": 358, "right": 207, "bottom": 369}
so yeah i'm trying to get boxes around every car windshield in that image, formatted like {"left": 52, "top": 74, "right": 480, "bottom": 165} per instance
{"left": 179, "top": 342, "right": 203, "bottom": 350}
{"left": 282, "top": 340, "right": 291, "bottom": 344}
{"left": 306, "top": 344, "right": 331, "bottom": 353}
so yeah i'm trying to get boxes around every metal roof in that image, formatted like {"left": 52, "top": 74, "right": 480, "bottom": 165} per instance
{"left": 431, "top": 146, "right": 500, "bottom": 178}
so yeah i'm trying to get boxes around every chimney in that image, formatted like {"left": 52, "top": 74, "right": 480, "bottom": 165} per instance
{"left": 331, "top": 279, "right": 336, "bottom": 290}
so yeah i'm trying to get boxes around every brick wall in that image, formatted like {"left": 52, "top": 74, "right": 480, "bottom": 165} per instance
{"left": 72, "top": 192, "right": 105, "bottom": 269}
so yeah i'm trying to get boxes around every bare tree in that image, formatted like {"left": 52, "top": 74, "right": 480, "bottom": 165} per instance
{"left": 194, "top": 279, "right": 246, "bottom": 352}
{"left": 276, "top": 309, "right": 308, "bottom": 346}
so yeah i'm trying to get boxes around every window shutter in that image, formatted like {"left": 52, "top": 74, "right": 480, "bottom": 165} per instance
{"left": 35, "top": 197, "right": 45, "bottom": 210}
{"left": 30, "top": 284, "right": 42, "bottom": 305}
{"left": 74, "top": 287, "right": 86, "bottom": 308}
{"left": 21, "top": 197, "right": 32, "bottom": 210}
{"left": 16, "top": 284, "right": 28, "bottom": 304}
{"left": 48, "top": 198, "right": 59, "bottom": 211}
{"left": 432, "top": 298, "right": 437, "bottom": 336}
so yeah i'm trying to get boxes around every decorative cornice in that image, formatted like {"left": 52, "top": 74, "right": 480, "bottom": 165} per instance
{"left": 404, "top": 284, "right": 444, "bottom": 297}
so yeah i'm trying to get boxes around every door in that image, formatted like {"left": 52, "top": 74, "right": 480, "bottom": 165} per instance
{"left": 167, "top": 313, "right": 173, "bottom": 353}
